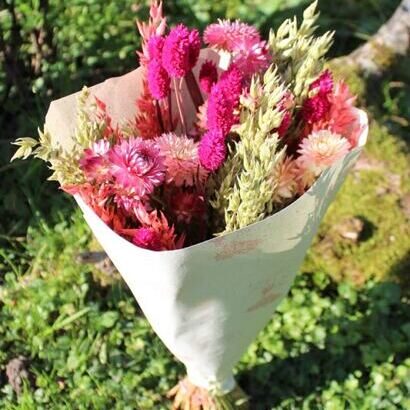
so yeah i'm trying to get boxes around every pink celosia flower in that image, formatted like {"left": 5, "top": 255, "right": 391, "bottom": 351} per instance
{"left": 204, "top": 20, "right": 260, "bottom": 51}
{"left": 80, "top": 140, "right": 111, "bottom": 182}
{"left": 188, "top": 29, "right": 201, "bottom": 68}
{"left": 133, "top": 78, "right": 169, "bottom": 139}
{"left": 156, "top": 133, "right": 208, "bottom": 187}
{"left": 133, "top": 207, "right": 185, "bottom": 250}
{"left": 310, "top": 70, "right": 333, "bottom": 94}
{"left": 207, "top": 66, "right": 242, "bottom": 134}
{"left": 219, "top": 64, "right": 243, "bottom": 95}
{"left": 296, "top": 129, "right": 351, "bottom": 188}
{"left": 301, "top": 93, "right": 331, "bottom": 124}
{"left": 272, "top": 156, "right": 299, "bottom": 203}
{"left": 301, "top": 70, "right": 334, "bottom": 124}
{"left": 199, "top": 60, "right": 218, "bottom": 93}
{"left": 199, "top": 129, "right": 226, "bottom": 171}
{"left": 148, "top": 35, "right": 165, "bottom": 61}
{"left": 168, "top": 190, "right": 206, "bottom": 224}
{"left": 108, "top": 138, "right": 165, "bottom": 197}
{"left": 137, "top": 1, "right": 167, "bottom": 67}
{"left": 131, "top": 227, "right": 162, "bottom": 250}
{"left": 162, "top": 24, "right": 201, "bottom": 78}
{"left": 148, "top": 59, "right": 171, "bottom": 99}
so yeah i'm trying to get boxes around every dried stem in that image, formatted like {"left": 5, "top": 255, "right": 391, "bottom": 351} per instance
{"left": 168, "top": 377, "right": 249, "bottom": 410}
{"left": 173, "top": 77, "right": 186, "bottom": 134}
{"left": 185, "top": 70, "right": 204, "bottom": 110}
{"left": 167, "top": 92, "right": 173, "bottom": 131}
{"left": 155, "top": 99, "right": 165, "bottom": 133}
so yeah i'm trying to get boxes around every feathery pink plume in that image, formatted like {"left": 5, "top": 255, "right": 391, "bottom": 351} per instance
{"left": 198, "top": 129, "right": 226, "bottom": 171}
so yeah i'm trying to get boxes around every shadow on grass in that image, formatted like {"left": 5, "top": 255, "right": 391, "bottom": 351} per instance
{"left": 238, "top": 261, "right": 410, "bottom": 409}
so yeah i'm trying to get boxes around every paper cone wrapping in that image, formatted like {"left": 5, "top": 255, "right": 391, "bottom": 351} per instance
{"left": 45, "top": 52, "right": 368, "bottom": 392}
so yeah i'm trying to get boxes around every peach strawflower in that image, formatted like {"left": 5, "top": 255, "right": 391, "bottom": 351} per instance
{"left": 296, "top": 129, "right": 351, "bottom": 188}
{"left": 272, "top": 156, "right": 299, "bottom": 203}
{"left": 156, "top": 133, "right": 208, "bottom": 187}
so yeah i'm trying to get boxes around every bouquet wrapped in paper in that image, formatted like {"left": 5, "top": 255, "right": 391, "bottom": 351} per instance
{"left": 12, "top": 1, "right": 368, "bottom": 407}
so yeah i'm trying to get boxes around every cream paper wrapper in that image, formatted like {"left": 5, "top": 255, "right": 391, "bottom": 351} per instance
{"left": 45, "top": 52, "right": 368, "bottom": 393}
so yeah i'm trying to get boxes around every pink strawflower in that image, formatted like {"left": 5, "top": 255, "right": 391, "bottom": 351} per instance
{"left": 326, "top": 81, "right": 362, "bottom": 147}
{"left": 204, "top": 20, "right": 260, "bottom": 51}
{"left": 199, "top": 129, "right": 227, "bottom": 171}
{"left": 156, "top": 133, "right": 208, "bottom": 187}
{"left": 131, "top": 227, "right": 162, "bottom": 251}
{"left": 162, "top": 24, "right": 201, "bottom": 78}
{"left": 80, "top": 140, "right": 111, "bottom": 182}
{"left": 148, "top": 35, "right": 165, "bottom": 61}
{"left": 204, "top": 20, "right": 270, "bottom": 76}
{"left": 108, "top": 138, "right": 165, "bottom": 198}
{"left": 296, "top": 130, "right": 351, "bottom": 188}
{"left": 231, "top": 40, "right": 270, "bottom": 76}
{"left": 207, "top": 66, "right": 242, "bottom": 134}
{"left": 272, "top": 156, "right": 299, "bottom": 203}
{"left": 148, "top": 59, "right": 170, "bottom": 99}
{"left": 199, "top": 60, "right": 218, "bottom": 93}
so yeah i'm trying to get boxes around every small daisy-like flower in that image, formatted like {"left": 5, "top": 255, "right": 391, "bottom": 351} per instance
{"left": 199, "top": 60, "right": 218, "bottom": 93}
{"left": 198, "top": 129, "right": 227, "bottom": 171}
{"left": 156, "top": 133, "right": 208, "bottom": 187}
{"left": 296, "top": 129, "right": 351, "bottom": 188}
{"left": 108, "top": 137, "right": 165, "bottom": 198}
{"left": 162, "top": 24, "right": 201, "bottom": 78}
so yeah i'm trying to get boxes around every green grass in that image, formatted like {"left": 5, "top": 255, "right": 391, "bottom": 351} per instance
{"left": 0, "top": 212, "right": 409, "bottom": 408}
{"left": 1, "top": 0, "right": 410, "bottom": 408}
